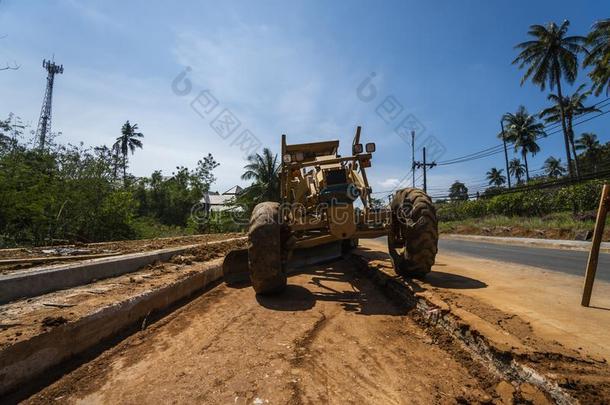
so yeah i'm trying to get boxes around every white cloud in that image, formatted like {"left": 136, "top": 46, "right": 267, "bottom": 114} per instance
{"left": 0, "top": 14, "right": 427, "bottom": 195}
{"left": 379, "top": 178, "right": 400, "bottom": 188}
{"left": 170, "top": 23, "right": 368, "bottom": 146}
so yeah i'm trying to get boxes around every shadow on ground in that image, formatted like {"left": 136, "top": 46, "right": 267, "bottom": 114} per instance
{"left": 424, "top": 271, "right": 487, "bottom": 289}
{"left": 256, "top": 260, "right": 410, "bottom": 316}
{"left": 255, "top": 241, "right": 488, "bottom": 312}
{"left": 355, "top": 246, "right": 487, "bottom": 290}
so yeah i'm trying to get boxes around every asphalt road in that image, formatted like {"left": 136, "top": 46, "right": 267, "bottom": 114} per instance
{"left": 439, "top": 239, "right": 610, "bottom": 282}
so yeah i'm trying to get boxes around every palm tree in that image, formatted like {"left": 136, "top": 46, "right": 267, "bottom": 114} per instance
{"left": 486, "top": 167, "right": 506, "bottom": 187}
{"left": 575, "top": 132, "right": 601, "bottom": 154}
{"left": 509, "top": 158, "right": 526, "bottom": 184}
{"left": 584, "top": 18, "right": 610, "bottom": 96}
{"left": 497, "top": 123, "right": 512, "bottom": 188}
{"left": 113, "top": 121, "right": 144, "bottom": 184}
{"left": 241, "top": 148, "right": 280, "bottom": 202}
{"left": 539, "top": 84, "right": 600, "bottom": 177}
{"left": 502, "top": 106, "right": 545, "bottom": 182}
{"left": 513, "top": 20, "right": 586, "bottom": 179}
{"left": 576, "top": 132, "right": 602, "bottom": 172}
{"left": 543, "top": 156, "right": 566, "bottom": 178}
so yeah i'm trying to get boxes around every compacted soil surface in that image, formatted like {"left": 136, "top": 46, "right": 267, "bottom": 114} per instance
{"left": 0, "top": 238, "right": 247, "bottom": 351}
{"left": 8, "top": 238, "right": 610, "bottom": 404}
{"left": 25, "top": 260, "right": 501, "bottom": 404}
{"left": 0, "top": 233, "right": 244, "bottom": 274}
{"left": 360, "top": 238, "right": 610, "bottom": 404}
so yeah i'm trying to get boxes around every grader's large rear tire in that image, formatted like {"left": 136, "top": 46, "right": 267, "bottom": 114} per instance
{"left": 248, "top": 202, "right": 288, "bottom": 294}
{"left": 388, "top": 188, "right": 438, "bottom": 278}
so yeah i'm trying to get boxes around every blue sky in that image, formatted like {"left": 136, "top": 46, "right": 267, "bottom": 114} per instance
{"left": 0, "top": 0, "right": 608, "bottom": 197}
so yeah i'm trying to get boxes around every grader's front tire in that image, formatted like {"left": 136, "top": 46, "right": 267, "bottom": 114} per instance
{"left": 388, "top": 188, "right": 438, "bottom": 278}
{"left": 248, "top": 202, "right": 288, "bottom": 294}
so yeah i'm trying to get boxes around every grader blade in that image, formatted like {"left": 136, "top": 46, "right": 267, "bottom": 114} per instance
{"left": 287, "top": 242, "right": 343, "bottom": 270}
{"left": 222, "top": 242, "right": 344, "bottom": 287}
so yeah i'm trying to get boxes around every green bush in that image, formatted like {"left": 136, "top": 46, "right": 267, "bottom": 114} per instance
{"left": 132, "top": 216, "right": 195, "bottom": 239}
{"left": 0, "top": 126, "right": 219, "bottom": 246}
{"left": 437, "top": 180, "right": 606, "bottom": 221}
{"left": 437, "top": 199, "right": 487, "bottom": 221}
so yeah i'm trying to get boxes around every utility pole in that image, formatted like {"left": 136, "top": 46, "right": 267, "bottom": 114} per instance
{"left": 36, "top": 58, "right": 63, "bottom": 149}
{"left": 414, "top": 147, "right": 436, "bottom": 193}
{"left": 500, "top": 119, "right": 511, "bottom": 189}
{"left": 411, "top": 130, "right": 415, "bottom": 187}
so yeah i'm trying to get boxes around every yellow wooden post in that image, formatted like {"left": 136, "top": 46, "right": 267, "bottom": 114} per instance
{"left": 582, "top": 184, "right": 610, "bottom": 307}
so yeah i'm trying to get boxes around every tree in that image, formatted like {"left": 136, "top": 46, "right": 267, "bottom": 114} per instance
{"left": 513, "top": 20, "right": 586, "bottom": 179}
{"left": 486, "top": 167, "right": 506, "bottom": 187}
{"left": 448, "top": 181, "right": 469, "bottom": 202}
{"left": 543, "top": 156, "right": 566, "bottom": 178}
{"left": 113, "top": 121, "right": 144, "bottom": 184}
{"left": 241, "top": 148, "right": 280, "bottom": 203}
{"left": 575, "top": 132, "right": 601, "bottom": 155}
{"left": 509, "top": 158, "right": 526, "bottom": 184}
{"left": 576, "top": 132, "right": 602, "bottom": 172}
{"left": 584, "top": 18, "right": 610, "bottom": 96}
{"left": 539, "top": 84, "right": 599, "bottom": 176}
{"left": 134, "top": 156, "right": 219, "bottom": 228}
{"left": 0, "top": 138, "right": 138, "bottom": 245}
{"left": 497, "top": 122, "right": 512, "bottom": 188}
{"left": 0, "top": 113, "right": 24, "bottom": 152}
{"left": 0, "top": 116, "right": 223, "bottom": 244}
{"left": 502, "top": 106, "right": 545, "bottom": 182}
{"left": 369, "top": 196, "right": 385, "bottom": 209}
{"left": 194, "top": 153, "right": 220, "bottom": 193}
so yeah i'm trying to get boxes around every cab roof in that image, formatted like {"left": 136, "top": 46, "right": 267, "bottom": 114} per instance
{"left": 285, "top": 140, "right": 339, "bottom": 157}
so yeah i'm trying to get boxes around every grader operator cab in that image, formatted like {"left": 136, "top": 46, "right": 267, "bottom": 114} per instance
{"left": 223, "top": 126, "right": 439, "bottom": 294}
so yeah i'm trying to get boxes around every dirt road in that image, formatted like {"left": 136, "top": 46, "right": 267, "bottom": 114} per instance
{"left": 361, "top": 238, "right": 610, "bottom": 363}
{"left": 27, "top": 260, "right": 494, "bottom": 404}
{"left": 17, "top": 238, "right": 610, "bottom": 404}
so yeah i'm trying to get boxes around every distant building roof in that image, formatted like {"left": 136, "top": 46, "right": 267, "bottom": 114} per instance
{"left": 202, "top": 185, "right": 242, "bottom": 212}
{"left": 222, "top": 185, "right": 243, "bottom": 195}
{"left": 207, "top": 193, "right": 233, "bottom": 206}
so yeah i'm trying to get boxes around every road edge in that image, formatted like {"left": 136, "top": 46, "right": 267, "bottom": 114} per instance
{"left": 442, "top": 233, "right": 610, "bottom": 254}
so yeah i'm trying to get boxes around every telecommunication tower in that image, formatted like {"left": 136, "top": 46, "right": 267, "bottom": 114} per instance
{"left": 35, "top": 59, "right": 63, "bottom": 148}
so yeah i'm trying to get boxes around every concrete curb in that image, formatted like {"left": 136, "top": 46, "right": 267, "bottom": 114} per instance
{"left": 442, "top": 234, "right": 610, "bottom": 254}
{"left": 0, "top": 237, "right": 246, "bottom": 304}
{"left": 0, "top": 258, "right": 224, "bottom": 397}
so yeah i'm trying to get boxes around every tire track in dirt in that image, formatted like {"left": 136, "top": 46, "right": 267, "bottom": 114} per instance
{"left": 25, "top": 259, "right": 496, "bottom": 404}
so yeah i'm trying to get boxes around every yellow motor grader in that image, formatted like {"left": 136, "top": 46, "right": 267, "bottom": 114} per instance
{"left": 223, "top": 126, "right": 438, "bottom": 294}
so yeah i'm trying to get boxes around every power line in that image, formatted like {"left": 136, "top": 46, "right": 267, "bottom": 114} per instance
{"left": 435, "top": 98, "right": 610, "bottom": 166}
{"left": 536, "top": 98, "right": 610, "bottom": 134}
{"left": 428, "top": 168, "right": 610, "bottom": 200}
{"left": 372, "top": 101, "right": 609, "bottom": 197}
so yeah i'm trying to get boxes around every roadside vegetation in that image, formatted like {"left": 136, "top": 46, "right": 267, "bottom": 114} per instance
{"left": 438, "top": 179, "right": 610, "bottom": 241}
{"left": 441, "top": 18, "right": 610, "bottom": 240}
{"left": 439, "top": 212, "right": 610, "bottom": 241}
{"left": 2, "top": 18, "right": 609, "bottom": 246}
{"left": 0, "top": 118, "right": 220, "bottom": 247}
